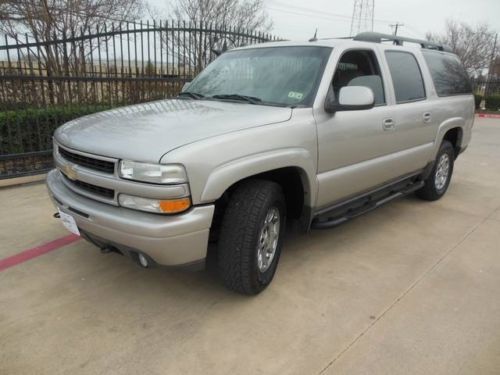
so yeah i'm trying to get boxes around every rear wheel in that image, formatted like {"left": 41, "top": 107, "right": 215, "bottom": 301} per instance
{"left": 416, "top": 140, "right": 455, "bottom": 201}
{"left": 217, "top": 180, "right": 286, "bottom": 295}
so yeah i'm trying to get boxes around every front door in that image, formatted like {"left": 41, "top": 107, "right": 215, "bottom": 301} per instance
{"left": 314, "top": 45, "right": 435, "bottom": 209}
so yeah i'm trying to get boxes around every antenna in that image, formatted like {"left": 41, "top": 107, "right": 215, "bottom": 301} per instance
{"left": 309, "top": 29, "right": 318, "bottom": 42}
{"left": 350, "top": 0, "right": 375, "bottom": 36}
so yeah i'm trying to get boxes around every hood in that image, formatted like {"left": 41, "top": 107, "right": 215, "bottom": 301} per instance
{"left": 55, "top": 99, "right": 292, "bottom": 162}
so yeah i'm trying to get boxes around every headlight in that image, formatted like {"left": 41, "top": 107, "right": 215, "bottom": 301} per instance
{"left": 119, "top": 194, "right": 191, "bottom": 214}
{"left": 119, "top": 161, "right": 187, "bottom": 184}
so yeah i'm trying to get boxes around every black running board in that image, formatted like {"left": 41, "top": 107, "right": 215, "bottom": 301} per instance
{"left": 311, "top": 179, "right": 424, "bottom": 230}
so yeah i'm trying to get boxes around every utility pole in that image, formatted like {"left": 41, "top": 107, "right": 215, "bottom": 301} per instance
{"left": 390, "top": 22, "right": 404, "bottom": 36}
{"left": 485, "top": 33, "right": 498, "bottom": 96}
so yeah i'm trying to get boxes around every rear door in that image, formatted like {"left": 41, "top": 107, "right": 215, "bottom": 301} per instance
{"left": 382, "top": 50, "right": 437, "bottom": 159}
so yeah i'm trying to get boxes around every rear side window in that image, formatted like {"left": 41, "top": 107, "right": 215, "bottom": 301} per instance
{"left": 422, "top": 51, "right": 472, "bottom": 96}
{"left": 385, "top": 51, "right": 426, "bottom": 103}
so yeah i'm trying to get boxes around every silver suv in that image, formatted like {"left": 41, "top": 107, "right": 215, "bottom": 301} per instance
{"left": 47, "top": 32, "right": 474, "bottom": 294}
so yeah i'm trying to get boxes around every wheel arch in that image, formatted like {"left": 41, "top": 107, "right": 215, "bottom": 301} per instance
{"left": 202, "top": 149, "right": 316, "bottom": 241}
{"left": 200, "top": 148, "right": 316, "bottom": 209}
{"left": 442, "top": 127, "right": 463, "bottom": 158}
{"left": 435, "top": 118, "right": 465, "bottom": 159}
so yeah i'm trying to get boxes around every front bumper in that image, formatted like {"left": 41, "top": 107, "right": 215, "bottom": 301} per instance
{"left": 46, "top": 169, "right": 214, "bottom": 267}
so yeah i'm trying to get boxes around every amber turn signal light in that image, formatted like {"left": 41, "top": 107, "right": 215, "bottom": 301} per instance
{"left": 159, "top": 197, "right": 191, "bottom": 214}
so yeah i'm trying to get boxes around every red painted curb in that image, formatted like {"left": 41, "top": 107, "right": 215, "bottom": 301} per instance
{"left": 477, "top": 113, "right": 500, "bottom": 119}
{"left": 0, "top": 234, "right": 80, "bottom": 272}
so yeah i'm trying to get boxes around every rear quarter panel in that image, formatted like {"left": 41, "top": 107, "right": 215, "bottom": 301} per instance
{"left": 431, "top": 95, "right": 474, "bottom": 156}
{"left": 414, "top": 48, "right": 475, "bottom": 159}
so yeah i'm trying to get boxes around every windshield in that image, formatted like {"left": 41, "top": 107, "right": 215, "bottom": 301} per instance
{"left": 184, "top": 46, "right": 332, "bottom": 107}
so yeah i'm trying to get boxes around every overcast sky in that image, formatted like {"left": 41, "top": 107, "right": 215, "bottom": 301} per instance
{"left": 149, "top": 0, "right": 500, "bottom": 40}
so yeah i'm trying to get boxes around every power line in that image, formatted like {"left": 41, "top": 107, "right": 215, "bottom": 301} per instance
{"left": 390, "top": 22, "right": 404, "bottom": 36}
{"left": 267, "top": 6, "right": 352, "bottom": 25}
{"left": 403, "top": 24, "right": 427, "bottom": 39}
{"left": 268, "top": 0, "right": 394, "bottom": 24}
{"left": 268, "top": 0, "right": 431, "bottom": 41}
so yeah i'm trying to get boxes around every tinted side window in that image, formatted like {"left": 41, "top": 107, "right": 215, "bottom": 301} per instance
{"left": 332, "top": 50, "right": 385, "bottom": 105}
{"left": 385, "top": 51, "right": 426, "bottom": 103}
{"left": 422, "top": 51, "right": 472, "bottom": 96}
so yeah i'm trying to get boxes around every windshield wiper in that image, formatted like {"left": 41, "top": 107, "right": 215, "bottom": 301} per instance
{"left": 211, "top": 94, "right": 262, "bottom": 104}
{"left": 177, "top": 91, "right": 205, "bottom": 100}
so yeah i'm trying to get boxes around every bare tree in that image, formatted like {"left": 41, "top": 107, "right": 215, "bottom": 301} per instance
{"left": 426, "top": 20, "right": 498, "bottom": 76}
{"left": 0, "top": 0, "right": 144, "bottom": 103}
{"left": 0, "top": 0, "right": 144, "bottom": 37}
{"left": 0, "top": 0, "right": 144, "bottom": 72}
{"left": 173, "top": 0, "right": 271, "bottom": 32}
{"left": 163, "top": 0, "right": 273, "bottom": 74}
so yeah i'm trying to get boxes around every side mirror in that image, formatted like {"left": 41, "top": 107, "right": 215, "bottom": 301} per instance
{"left": 324, "top": 86, "right": 375, "bottom": 113}
{"left": 182, "top": 81, "right": 191, "bottom": 91}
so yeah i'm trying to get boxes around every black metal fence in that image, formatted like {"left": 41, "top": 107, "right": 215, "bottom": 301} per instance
{"left": 0, "top": 21, "right": 278, "bottom": 178}
{"left": 471, "top": 78, "right": 500, "bottom": 97}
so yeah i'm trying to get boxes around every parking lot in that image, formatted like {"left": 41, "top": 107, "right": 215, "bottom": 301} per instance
{"left": 1, "top": 117, "right": 499, "bottom": 375}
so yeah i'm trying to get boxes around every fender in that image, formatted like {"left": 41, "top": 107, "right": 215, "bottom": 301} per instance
{"left": 432, "top": 117, "right": 465, "bottom": 157}
{"left": 200, "top": 148, "right": 317, "bottom": 207}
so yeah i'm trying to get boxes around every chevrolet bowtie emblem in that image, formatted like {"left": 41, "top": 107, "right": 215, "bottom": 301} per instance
{"left": 63, "top": 164, "right": 78, "bottom": 180}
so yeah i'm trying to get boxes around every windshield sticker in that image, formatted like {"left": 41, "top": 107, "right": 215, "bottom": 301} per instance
{"left": 288, "top": 91, "right": 304, "bottom": 100}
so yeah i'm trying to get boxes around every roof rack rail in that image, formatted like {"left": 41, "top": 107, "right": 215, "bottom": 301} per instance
{"left": 353, "top": 32, "right": 453, "bottom": 53}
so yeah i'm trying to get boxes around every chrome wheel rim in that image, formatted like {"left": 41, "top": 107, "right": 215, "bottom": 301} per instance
{"left": 434, "top": 153, "right": 450, "bottom": 191}
{"left": 256, "top": 207, "right": 281, "bottom": 273}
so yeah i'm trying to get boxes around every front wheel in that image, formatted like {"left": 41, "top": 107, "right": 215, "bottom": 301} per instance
{"left": 217, "top": 180, "right": 286, "bottom": 295}
{"left": 416, "top": 140, "right": 455, "bottom": 201}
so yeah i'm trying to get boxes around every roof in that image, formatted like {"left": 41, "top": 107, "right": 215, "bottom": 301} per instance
{"left": 234, "top": 32, "right": 454, "bottom": 54}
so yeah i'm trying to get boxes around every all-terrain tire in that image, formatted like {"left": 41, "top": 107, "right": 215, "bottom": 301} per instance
{"left": 416, "top": 140, "right": 455, "bottom": 201}
{"left": 217, "top": 179, "right": 286, "bottom": 295}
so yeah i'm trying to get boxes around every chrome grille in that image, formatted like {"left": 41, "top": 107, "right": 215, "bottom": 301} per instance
{"left": 59, "top": 147, "right": 115, "bottom": 174}
{"left": 62, "top": 173, "right": 115, "bottom": 199}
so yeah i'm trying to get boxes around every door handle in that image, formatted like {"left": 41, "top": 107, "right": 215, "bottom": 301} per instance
{"left": 382, "top": 118, "right": 395, "bottom": 131}
{"left": 423, "top": 112, "right": 432, "bottom": 123}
